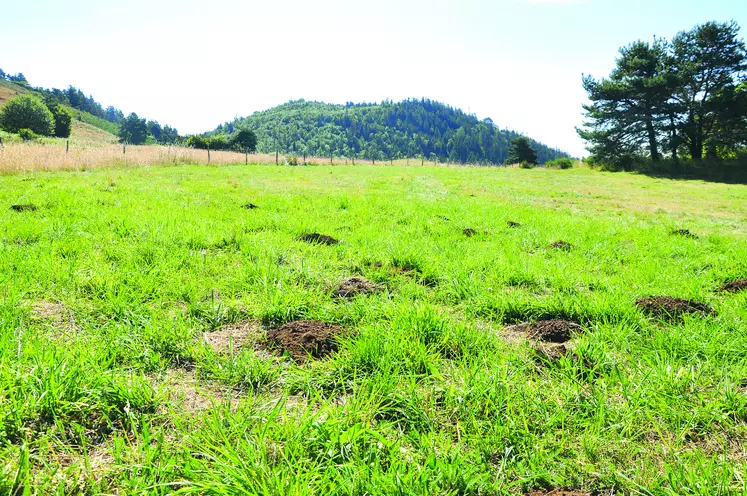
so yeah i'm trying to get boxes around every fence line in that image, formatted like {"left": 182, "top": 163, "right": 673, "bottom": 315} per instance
{"left": 0, "top": 141, "right": 518, "bottom": 173}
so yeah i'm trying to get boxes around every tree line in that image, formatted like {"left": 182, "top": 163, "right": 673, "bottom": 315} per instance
{"left": 0, "top": 70, "right": 181, "bottom": 145}
{"left": 579, "top": 21, "right": 747, "bottom": 174}
{"left": 215, "top": 99, "right": 570, "bottom": 164}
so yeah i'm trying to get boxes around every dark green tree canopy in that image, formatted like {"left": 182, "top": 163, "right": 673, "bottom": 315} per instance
{"left": 214, "top": 99, "right": 569, "bottom": 165}
{"left": 0, "top": 93, "right": 54, "bottom": 135}
{"left": 118, "top": 113, "right": 149, "bottom": 144}
{"left": 507, "top": 137, "right": 538, "bottom": 165}
{"left": 579, "top": 21, "right": 747, "bottom": 170}
{"left": 231, "top": 129, "right": 258, "bottom": 152}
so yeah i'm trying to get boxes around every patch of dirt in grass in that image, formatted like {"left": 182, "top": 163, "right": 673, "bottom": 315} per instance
{"left": 159, "top": 369, "right": 240, "bottom": 412}
{"left": 266, "top": 320, "right": 343, "bottom": 363}
{"left": 502, "top": 320, "right": 584, "bottom": 362}
{"left": 243, "top": 202, "right": 259, "bottom": 209}
{"left": 463, "top": 228, "right": 478, "bottom": 237}
{"left": 30, "top": 300, "right": 78, "bottom": 339}
{"left": 334, "top": 277, "right": 383, "bottom": 298}
{"left": 203, "top": 320, "right": 262, "bottom": 354}
{"left": 549, "top": 240, "right": 574, "bottom": 251}
{"left": 299, "top": 233, "right": 339, "bottom": 245}
{"left": 528, "top": 490, "right": 599, "bottom": 496}
{"left": 506, "top": 320, "right": 583, "bottom": 344}
{"left": 635, "top": 296, "right": 715, "bottom": 319}
{"left": 507, "top": 221, "right": 521, "bottom": 228}
{"left": 718, "top": 279, "right": 747, "bottom": 293}
{"left": 10, "top": 204, "right": 38, "bottom": 212}
{"left": 671, "top": 228, "right": 698, "bottom": 238}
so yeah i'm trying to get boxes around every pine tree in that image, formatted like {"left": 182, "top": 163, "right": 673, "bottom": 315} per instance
{"left": 506, "top": 137, "right": 538, "bottom": 165}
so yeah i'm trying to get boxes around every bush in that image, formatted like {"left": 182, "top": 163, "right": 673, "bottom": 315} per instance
{"left": 547, "top": 157, "right": 574, "bottom": 169}
{"left": 0, "top": 94, "right": 54, "bottom": 135}
{"left": 186, "top": 135, "right": 209, "bottom": 149}
{"left": 287, "top": 154, "right": 299, "bottom": 166}
{"left": 18, "top": 128, "right": 38, "bottom": 141}
{"left": 49, "top": 105, "right": 72, "bottom": 138}
{"left": 520, "top": 161, "right": 534, "bottom": 169}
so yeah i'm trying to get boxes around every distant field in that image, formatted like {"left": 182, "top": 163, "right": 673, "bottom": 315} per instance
{"left": 0, "top": 142, "right": 446, "bottom": 173}
{"left": 1, "top": 164, "right": 746, "bottom": 494}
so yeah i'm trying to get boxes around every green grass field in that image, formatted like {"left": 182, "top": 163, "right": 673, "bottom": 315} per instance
{"left": 1, "top": 164, "right": 747, "bottom": 495}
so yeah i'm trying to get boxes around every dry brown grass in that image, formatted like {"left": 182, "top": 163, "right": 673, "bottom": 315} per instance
{"left": 0, "top": 143, "right": 272, "bottom": 173}
{"left": 0, "top": 142, "right": 469, "bottom": 173}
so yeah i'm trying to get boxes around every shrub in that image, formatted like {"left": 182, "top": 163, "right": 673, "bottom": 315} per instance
{"left": 186, "top": 135, "right": 209, "bottom": 149}
{"left": 547, "top": 157, "right": 574, "bottom": 169}
{"left": 49, "top": 105, "right": 72, "bottom": 138}
{"left": 231, "top": 129, "right": 257, "bottom": 152}
{"left": 287, "top": 154, "right": 299, "bottom": 166}
{"left": 18, "top": 128, "right": 38, "bottom": 141}
{"left": 0, "top": 94, "right": 54, "bottom": 136}
{"left": 520, "top": 161, "right": 534, "bottom": 169}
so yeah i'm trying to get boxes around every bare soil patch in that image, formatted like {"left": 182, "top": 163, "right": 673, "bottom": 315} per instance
{"left": 334, "top": 277, "right": 383, "bottom": 298}
{"left": 299, "top": 233, "right": 339, "bottom": 245}
{"left": 550, "top": 240, "right": 574, "bottom": 251}
{"left": 159, "top": 369, "right": 240, "bottom": 412}
{"left": 266, "top": 320, "right": 343, "bottom": 363}
{"left": 507, "top": 221, "right": 521, "bottom": 228}
{"left": 718, "top": 279, "right": 747, "bottom": 293}
{"left": 671, "top": 228, "right": 698, "bottom": 239}
{"left": 528, "top": 491, "right": 598, "bottom": 496}
{"left": 30, "top": 300, "right": 78, "bottom": 339}
{"left": 635, "top": 296, "right": 715, "bottom": 318}
{"left": 502, "top": 320, "right": 583, "bottom": 362}
{"left": 203, "top": 320, "right": 261, "bottom": 353}
{"left": 510, "top": 320, "right": 583, "bottom": 344}
{"left": 11, "top": 204, "right": 38, "bottom": 212}
{"left": 243, "top": 202, "right": 259, "bottom": 209}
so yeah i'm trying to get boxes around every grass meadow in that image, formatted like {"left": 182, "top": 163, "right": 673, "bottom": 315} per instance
{"left": 1, "top": 163, "right": 747, "bottom": 495}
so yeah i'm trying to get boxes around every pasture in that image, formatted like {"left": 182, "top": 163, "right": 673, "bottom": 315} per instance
{"left": 1, "top": 163, "right": 747, "bottom": 495}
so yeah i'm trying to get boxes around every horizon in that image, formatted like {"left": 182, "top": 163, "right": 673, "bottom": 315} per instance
{"left": 2, "top": 0, "right": 745, "bottom": 158}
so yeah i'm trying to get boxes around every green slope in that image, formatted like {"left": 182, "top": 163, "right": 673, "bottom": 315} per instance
{"left": 218, "top": 99, "right": 570, "bottom": 164}
{"left": 0, "top": 79, "right": 118, "bottom": 144}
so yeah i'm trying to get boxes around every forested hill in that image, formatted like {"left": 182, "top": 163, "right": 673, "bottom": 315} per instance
{"left": 216, "top": 99, "right": 570, "bottom": 164}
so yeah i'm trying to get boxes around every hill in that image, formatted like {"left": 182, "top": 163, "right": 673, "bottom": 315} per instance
{"left": 0, "top": 73, "right": 179, "bottom": 146}
{"left": 0, "top": 78, "right": 119, "bottom": 146}
{"left": 217, "top": 99, "right": 570, "bottom": 164}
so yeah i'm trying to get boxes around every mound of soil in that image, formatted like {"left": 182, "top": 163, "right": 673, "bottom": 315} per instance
{"left": 243, "top": 202, "right": 259, "bottom": 209}
{"left": 506, "top": 319, "right": 583, "bottom": 344}
{"left": 527, "top": 320, "right": 583, "bottom": 343}
{"left": 299, "top": 233, "right": 339, "bottom": 245}
{"left": 10, "top": 204, "right": 37, "bottom": 212}
{"left": 635, "top": 296, "right": 714, "bottom": 318}
{"left": 463, "top": 228, "right": 478, "bottom": 237}
{"left": 671, "top": 228, "right": 697, "bottom": 239}
{"left": 718, "top": 279, "right": 747, "bottom": 293}
{"left": 507, "top": 221, "right": 521, "bottom": 228}
{"left": 266, "top": 320, "right": 343, "bottom": 362}
{"left": 334, "top": 277, "right": 383, "bottom": 298}
{"left": 550, "top": 240, "right": 574, "bottom": 251}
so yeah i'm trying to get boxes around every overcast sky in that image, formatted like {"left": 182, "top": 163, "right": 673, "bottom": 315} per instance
{"left": 2, "top": 0, "right": 745, "bottom": 157}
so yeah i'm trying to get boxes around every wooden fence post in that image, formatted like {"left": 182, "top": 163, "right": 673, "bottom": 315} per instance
{"left": 207, "top": 146, "right": 211, "bottom": 163}
{"left": 245, "top": 148, "right": 248, "bottom": 165}
{"left": 66, "top": 140, "right": 69, "bottom": 154}
{"left": 276, "top": 150, "right": 278, "bottom": 165}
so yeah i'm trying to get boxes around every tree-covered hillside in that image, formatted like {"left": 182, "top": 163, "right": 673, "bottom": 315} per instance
{"left": 216, "top": 99, "right": 569, "bottom": 164}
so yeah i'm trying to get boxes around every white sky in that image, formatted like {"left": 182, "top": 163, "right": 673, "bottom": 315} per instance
{"left": 2, "top": 0, "right": 745, "bottom": 157}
